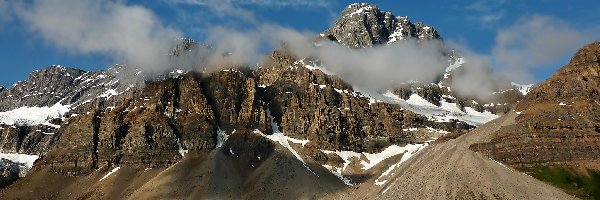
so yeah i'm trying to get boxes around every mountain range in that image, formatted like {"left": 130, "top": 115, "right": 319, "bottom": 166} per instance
{"left": 0, "top": 3, "right": 597, "bottom": 199}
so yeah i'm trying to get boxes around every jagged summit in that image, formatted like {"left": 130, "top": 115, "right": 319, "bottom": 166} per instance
{"left": 322, "top": 3, "right": 440, "bottom": 48}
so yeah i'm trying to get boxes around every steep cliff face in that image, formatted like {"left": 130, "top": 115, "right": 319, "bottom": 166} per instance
{"left": 0, "top": 124, "right": 60, "bottom": 156}
{"left": 472, "top": 41, "right": 600, "bottom": 169}
{"left": 258, "top": 51, "right": 471, "bottom": 153}
{"left": 31, "top": 50, "right": 472, "bottom": 176}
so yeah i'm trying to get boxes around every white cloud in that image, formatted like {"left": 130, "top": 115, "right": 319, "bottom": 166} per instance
{"left": 491, "top": 15, "right": 594, "bottom": 83}
{"left": 171, "top": 0, "right": 333, "bottom": 8}
{"left": 464, "top": 0, "right": 506, "bottom": 26}
{"left": 13, "top": 0, "right": 183, "bottom": 73}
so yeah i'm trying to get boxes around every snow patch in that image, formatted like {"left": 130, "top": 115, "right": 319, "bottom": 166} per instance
{"left": 511, "top": 82, "right": 534, "bottom": 95}
{"left": 99, "top": 167, "right": 120, "bottom": 182}
{"left": 0, "top": 103, "right": 70, "bottom": 126}
{"left": 216, "top": 127, "right": 229, "bottom": 148}
{"left": 99, "top": 89, "right": 118, "bottom": 99}
{"left": 300, "top": 60, "right": 335, "bottom": 75}
{"left": 322, "top": 164, "right": 354, "bottom": 186}
{"left": 0, "top": 152, "right": 39, "bottom": 169}
{"left": 446, "top": 57, "right": 465, "bottom": 73}
{"left": 255, "top": 109, "right": 313, "bottom": 173}
{"left": 374, "top": 143, "right": 429, "bottom": 186}
{"left": 489, "top": 158, "right": 513, "bottom": 172}
{"left": 176, "top": 138, "right": 188, "bottom": 157}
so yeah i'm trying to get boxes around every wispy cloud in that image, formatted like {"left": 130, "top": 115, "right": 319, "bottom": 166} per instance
{"left": 0, "top": 0, "right": 12, "bottom": 22}
{"left": 491, "top": 15, "right": 594, "bottom": 83}
{"left": 464, "top": 0, "right": 506, "bottom": 27}
{"left": 12, "top": 0, "right": 183, "bottom": 73}
{"left": 171, "top": 0, "right": 333, "bottom": 8}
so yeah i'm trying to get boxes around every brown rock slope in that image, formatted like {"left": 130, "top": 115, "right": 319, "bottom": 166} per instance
{"left": 0, "top": 130, "right": 350, "bottom": 199}
{"left": 357, "top": 112, "right": 575, "bottom": 199}
{"left": 471, "top": 41, "right": 600, "bottom": 170}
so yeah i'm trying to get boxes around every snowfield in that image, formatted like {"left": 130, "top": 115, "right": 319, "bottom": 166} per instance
{"left": 0, "top": 103, "right": 70, "bottom": 126}
{"left": 0, "top": 152, "right": 39, "bottom": 169}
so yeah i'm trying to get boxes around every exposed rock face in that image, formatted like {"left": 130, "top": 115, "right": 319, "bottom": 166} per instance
{"left": 35, "top": 73, "right": 218, "bottom": 175}
{"left": 0, "top": 159, "right": 20, "bottom": 187}
{"left": 0, "top": 65, "right": 143, "bottom": 113}
{"left": 0, "top": 66, "right": 85, "bottom": 111}
{"left": 258, "top": 51, "right": 470, "bottom": 152}
{"left": 323, "top": 3, "right": 440, "bottom": 48}
{"left": 472, "top": 41, "right": 600, "bottom": 168}
{"left": 33, "top": 51, "right": 474, "bottom": 176}
{"left": 0, "top": 124, "right": 60, "bottom": 156}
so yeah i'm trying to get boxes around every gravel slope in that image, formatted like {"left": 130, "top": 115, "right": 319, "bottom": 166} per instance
{"left": 354, "top": 112, "right": 576, "bottom": 199}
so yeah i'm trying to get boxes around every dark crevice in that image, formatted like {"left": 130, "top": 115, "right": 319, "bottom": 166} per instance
{"left": 172, "top": 78, "right": 181, "bottom": 115}
{"left": 114, "top": 124, "right": 128, "bottom": 149}
{"left": 169, "top": 78, "right": 184, "bottom": 152}
{"left": 91, "top": 111, "right": 101, "bottom": 169}
{"left": 167, "top": 121, "right": 182, "bottom": 152}
{"left": 15, "top": 125, "right": 30, "bottom": 152}
{"left": 262, "top": 84, "right": 284, "bottom": 134}
{"left": 198, "top": 74, "right": 222, "bottom": 128}
{"left": 143, "top": 123, "right": 156, "bottom": 150}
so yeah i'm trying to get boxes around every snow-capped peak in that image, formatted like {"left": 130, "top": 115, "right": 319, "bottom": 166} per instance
{"left": 511, "top": 82, "right": 534, "bottom": 95}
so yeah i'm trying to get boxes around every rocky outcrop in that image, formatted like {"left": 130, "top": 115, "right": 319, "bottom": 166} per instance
{"left": 0, "top": 124, "right": 61, "bottom": 156}
{"left": 35, "top": 73, "right": 218, "bottom": 175}
{"left": 0, "top": 159, "right": 21, "bottom": 188}
{"left": 322, "top": 3, "right": 440, "bottom": 48}
{"left": 471, "top": 41, "right": 600, "bottom": 169}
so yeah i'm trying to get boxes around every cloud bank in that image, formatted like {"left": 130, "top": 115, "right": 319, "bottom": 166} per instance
{"left": 289, "top": 40, "right": 449, "bottom": 90}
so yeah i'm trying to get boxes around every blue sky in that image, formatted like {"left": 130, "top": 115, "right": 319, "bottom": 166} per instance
{"left": 0, "top": 0, "right": 598, "bottom": 86}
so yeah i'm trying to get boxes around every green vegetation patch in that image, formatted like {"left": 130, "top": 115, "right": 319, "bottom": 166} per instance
{"left": 524, "top": 166, "right": 600, "bottom": 199}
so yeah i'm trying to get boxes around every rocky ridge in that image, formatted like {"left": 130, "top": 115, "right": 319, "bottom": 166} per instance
{"left": 472, "top": 41, "right": 600, "bottom": 170}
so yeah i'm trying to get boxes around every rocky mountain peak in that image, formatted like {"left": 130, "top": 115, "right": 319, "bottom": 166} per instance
{"left": 323, "top": 3, "right": 440, "bottom": 48}
{"left": 518, "top": 41, "right": 600, "bottom": 109}
{"left": 571, "top": 41, "right": 600, "bottom": 63}
{"left": 28, "top": 65, "right": 86, "bottom": 82}
{"left": 557, "top": 41, "right": 600, "bottom": 76}
{"left": 170, "top": 38, "right": 199, "bottom": 57}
